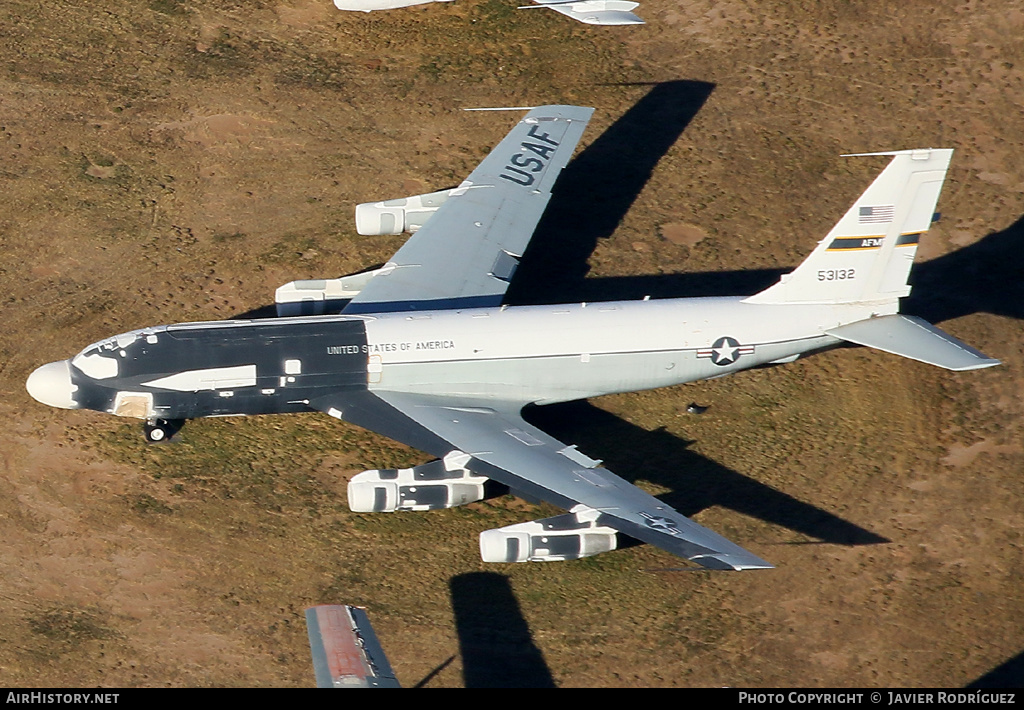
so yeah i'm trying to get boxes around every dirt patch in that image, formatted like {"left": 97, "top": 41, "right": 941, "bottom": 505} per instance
{"left": 942, "top": 438, "right": 1023, "bottom": 468}
{"left": 659, "top": 222, "right": 708, "bottom": 247}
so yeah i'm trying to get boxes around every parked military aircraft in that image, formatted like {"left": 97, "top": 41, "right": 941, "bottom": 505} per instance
{"left": 331, "top": 0, "right": 645, "bottom": 26}
{"left": 306, "top": 605, "right": 400, "bottom": 688}
{"left": 27, "top": 105, "right": 998, "bottom": 571}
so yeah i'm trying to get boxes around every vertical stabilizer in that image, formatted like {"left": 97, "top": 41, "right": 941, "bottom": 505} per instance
{"left": 744, "top": 149, "right": 952, "bottom": 306}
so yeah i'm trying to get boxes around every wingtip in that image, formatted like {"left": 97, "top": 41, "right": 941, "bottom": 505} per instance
{"left": 841, "top": 148, "right": 952, "bottom": 158}
{"left": 690, "top": 554, "right": 774, "bottom": 571}
{"left": 952, "top": 358, "right": 1001, "bottom": 371}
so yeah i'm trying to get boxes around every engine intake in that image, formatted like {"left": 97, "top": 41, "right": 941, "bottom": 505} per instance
{"left": 274, "top": 268, "right": 384, "bottom": 317}
{"left": 479, "top": 506, "right": 618, "bottom": 563}
{"left": 348, "top": 457, "right": 488, "bottom": 512}
{"left": 355, "top": 188, "right": 454, "bottom": 235}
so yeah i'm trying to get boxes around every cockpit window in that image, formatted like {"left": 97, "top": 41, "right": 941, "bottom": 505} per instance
{"left": 71, "top": 351, "right": 119, "bottom": 379}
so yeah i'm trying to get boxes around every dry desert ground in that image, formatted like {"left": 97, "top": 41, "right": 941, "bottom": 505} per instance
{"left": 0, "top": 0, "right": 1022, "bottom": 687}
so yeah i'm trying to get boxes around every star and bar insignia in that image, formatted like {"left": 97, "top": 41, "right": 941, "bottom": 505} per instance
{"left": 697, "top": 336, "right": 755, "bottom": 366}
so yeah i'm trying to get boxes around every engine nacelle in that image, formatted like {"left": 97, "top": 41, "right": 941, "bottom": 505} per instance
{"left": 348, "top": 456, "right": 489, "bottom": 512}
{"left": 479, "top": 506, "right": 618, "bottom": 563}
{"left": 355, "top": 188, "right": 454, "bottom": 235}
{"left": 274, "top": 268, "right": 384, "bottom": 317}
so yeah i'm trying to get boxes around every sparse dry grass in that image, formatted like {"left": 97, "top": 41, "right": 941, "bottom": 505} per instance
{"left": 0, "top": 0, "right": 1022, "bottom": 688}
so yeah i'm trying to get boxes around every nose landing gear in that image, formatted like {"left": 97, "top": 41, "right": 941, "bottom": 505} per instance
{"left": 143, "top": 418, "right": 184, "bottom": 443}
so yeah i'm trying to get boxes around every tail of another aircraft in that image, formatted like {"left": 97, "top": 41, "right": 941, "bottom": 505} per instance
{"left": 745, "top": 149, "right": 1000, "bottom": 372}
{"left": 745, "top": 149, "right": 952, "bottom": 307}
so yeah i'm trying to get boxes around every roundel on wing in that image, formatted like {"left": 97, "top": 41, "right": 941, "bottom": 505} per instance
{"left": 643, "top": 515, "right": 680, "bottom": 533}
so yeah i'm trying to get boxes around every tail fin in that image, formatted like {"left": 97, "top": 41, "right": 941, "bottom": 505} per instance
{"left": 745, "top": 149, "right": 952, "bottom": 306}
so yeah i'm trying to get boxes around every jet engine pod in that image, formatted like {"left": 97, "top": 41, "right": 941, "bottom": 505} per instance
{"left": 354, "top": 189, "right": 455, "bottom": 235}
{"left": 347, "top": 459, "right": 489, "bottom": 512}
{"left": 479, "top": 508, "right": 618, "bottom": 563}
{"left": 275, "top": 268, "right": 384, "bottom": 317}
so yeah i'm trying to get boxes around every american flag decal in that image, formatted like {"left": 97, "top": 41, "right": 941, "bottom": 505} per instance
{"left": 858, "top": 205, "right": 895, "bottom": 224}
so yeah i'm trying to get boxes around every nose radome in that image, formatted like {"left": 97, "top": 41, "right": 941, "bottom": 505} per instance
{"left": 26, "top": 360, "right": 79, "bottom": 410}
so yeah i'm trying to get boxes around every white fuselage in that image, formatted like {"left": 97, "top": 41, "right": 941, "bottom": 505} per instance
{"left": 27, "top": 295, "right": 888, "bottom": 424}
{"left": 363, "top": 297, "right": 881, "bottom": 405}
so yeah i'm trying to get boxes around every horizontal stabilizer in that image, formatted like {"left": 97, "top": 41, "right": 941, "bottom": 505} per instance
{"left": 826, "top": 315, "right": 1000, "bottom": 371}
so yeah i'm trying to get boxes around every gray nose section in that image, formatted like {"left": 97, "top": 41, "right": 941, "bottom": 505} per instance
{"left": 26, "top": 360, "right": 79, "bottom": 409}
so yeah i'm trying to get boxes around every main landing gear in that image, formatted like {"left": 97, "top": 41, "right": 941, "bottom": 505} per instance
{"left": 143, "top": 418, "right": 184, "bottom": 443}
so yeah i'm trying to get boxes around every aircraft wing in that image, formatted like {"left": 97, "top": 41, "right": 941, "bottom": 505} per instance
{"left": 306, "top": 605, "right": 400, "bottom": 688}
{"left": 312, "top": 390, "right": 772, "bottom": 571}
{"left": 529, "top": 0, "right": 645, "bottom": 26}
{"left": 343, "top": 105, "right": 594, "bottom": 314}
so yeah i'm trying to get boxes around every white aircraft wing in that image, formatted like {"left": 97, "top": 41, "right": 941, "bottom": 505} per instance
{"left": 314, "top": 390, "right": 773, "bottom": 571}
{"left": 343, "top": 105, "right": 594, "bottom": 314}
{"left": 527, "top": 0, "right": 644, "bottom": 26}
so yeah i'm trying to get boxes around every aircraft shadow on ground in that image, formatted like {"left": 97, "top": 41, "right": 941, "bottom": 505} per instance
{"left": 549, "top": 211, "right": 1024, "bottom": 323}
{"left": 967, "top": 648, "right": 1024, "bottom": 688}
{"left": 444, "top": 572, "right": 555, "bottom": 689}
{"left": 524, "top": 401, "right": 888, "bottom": 547}
{"left": 235, "top": 79, "right": 716, "bottom": 322}
{"left": 904, "top": 213, "right": 1024, "bottom": 325}
{"left": 505, "top": 79, "right": 1024, "bottom": 322}
{"left": 238, "top": 81, "right": 1024, "bottom": 326}
{"left": 506, "top": 79, "right": 716, "bottom": 306}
